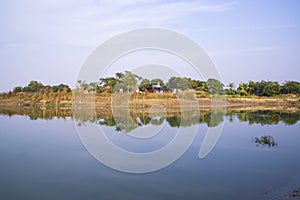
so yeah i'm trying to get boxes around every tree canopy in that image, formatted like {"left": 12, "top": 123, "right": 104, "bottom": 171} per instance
{"left": 9, "top": 71, "right": 300, "bottom": 97}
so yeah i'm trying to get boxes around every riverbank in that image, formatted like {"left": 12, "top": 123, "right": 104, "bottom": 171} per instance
{"left": 0, "top": 92, "right": 299, "bottom": 109}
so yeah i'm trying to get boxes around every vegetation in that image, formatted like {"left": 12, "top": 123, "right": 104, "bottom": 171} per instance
{"left": 2, "top": 71, "right": 300, "bottom": 99}
{"left": 253, "top": 135, "right": 278, "bottom": 147}
{"left": 12, "top": 80, "right": 71, "bottom": 94}
{"left": 74, "top": 71, "right": 300, "bottom": 98}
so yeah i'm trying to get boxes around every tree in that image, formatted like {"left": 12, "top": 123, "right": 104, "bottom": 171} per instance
{"left": 99, "top": 77, "right": 117, "bottom": 93}
{"left": 199, "top": 81, "right": 207, "bottom": 92}
{"left": 139, "top": 79, "right": 152, "bottom": 92}
{"left": 167, "top": 77, "right": 181, "bottom": 90}
{"left": 282, "top": 81, "right": 300, "bottom": 94}
{"left": 183, "top": 77, "right": 201, "bottom": 90}
{"left": 151, "top": 78, "right": 164, "bottom": 87}
{"left": 115, "top": 71, "right": 140, "bottom": 93}
{"left": 166, "top": 77, "right": 190, "bottom": 91}
{"left": 52, "top": 83, "right": 71, "bottom": 93}
{"left": 236, "top": 82, "right": 248, "bottom": 96}
{"left": 177, "top": 79, "right": 190, "bottom": 90}
{"left": 252, "top": 81, "right": 267, "bottom": 96}
{"left": 27, "top": 81, "right": 44, "bottom": 93}
{"left": 13, "top": 86, "right": 23, "bottom": 94}
{"left": 262, "top": 81, "right": 281, "bottom": 96}
{"left": 22, "top": 86, "right": 31, "bottom": 93}
{"left": 206, "top": 78, "right": 224, "bottom": 95}
{"left": 60, "top": 84, "right": 71, "bottom": 92}
{"left": 115, "top": 72, "right": 124, "bottom": 81}
{"left": 225, "top": 83, "right": 235, "bottom": 95}
{"left": 247, "top": 80, "right": 255, "bottom": 95}
{"left": 76, "top": 80, "right": 89, "bottom": 91}
{"left": 51, "top": 85, "right": 60, "bottom": 93}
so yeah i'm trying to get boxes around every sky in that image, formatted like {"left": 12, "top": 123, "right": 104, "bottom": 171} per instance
{"left": 0, "top": 0, "right": 300, "bottom": 92}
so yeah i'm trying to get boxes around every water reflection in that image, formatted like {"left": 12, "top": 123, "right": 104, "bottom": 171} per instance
{"left": 0, "top": 106, "right": 299, "bottom": 132}
{"left": 253, "top": 135, "right": 278, "bottom": 147}
{"left": 1, "top": 106, "right": 300, "bottom": 199}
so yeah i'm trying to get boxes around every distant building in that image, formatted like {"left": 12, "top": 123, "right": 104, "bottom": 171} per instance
{"left": 153, "top": 82, "right": 163, "bottom": 94}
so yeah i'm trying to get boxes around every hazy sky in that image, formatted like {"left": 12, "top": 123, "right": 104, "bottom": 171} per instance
{"left": 0, "top": 0, "right": 299, "bottom": 92}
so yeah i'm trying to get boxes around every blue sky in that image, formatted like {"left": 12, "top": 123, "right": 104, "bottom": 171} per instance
{"left": 0, "top": 0, "right": 299, "bottom": 91}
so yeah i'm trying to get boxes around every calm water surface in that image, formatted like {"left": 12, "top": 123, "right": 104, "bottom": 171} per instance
{"left": 0, "top": 108, "right": 299, "bottom": 200}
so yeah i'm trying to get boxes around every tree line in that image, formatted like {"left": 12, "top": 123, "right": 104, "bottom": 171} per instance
{"left": 12, "top": 81, "right": 71, "bottom": 94}
{"left": 75, "top": 71, "right": 238, "bottom": 95}
{"left": 75, "top": 71, "right": 300, "bottom": 97}
{"left": 10, "top": 71, "right": 300, "bottom": 97}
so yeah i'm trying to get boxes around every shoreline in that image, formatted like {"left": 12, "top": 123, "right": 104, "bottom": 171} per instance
{"left": 0, "top": 92, "right": 299, "bottom": 109}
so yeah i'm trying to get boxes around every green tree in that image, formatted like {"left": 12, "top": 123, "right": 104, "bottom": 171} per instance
{"left": 115, "top": 72, "right": 124, "bottom": 81}
{"left": 166, "top": 77, "right": 190, "bottom": 91}
{"left": 199, "top": 81, "right": 207, "bottom": 92}
{"left": 167, "top": 77, "right": 181, "bottom": 90}
{"left": 59, "top": 84, "right": 71, "bottom": 92}
{"left": 13, "top": 86, "right": 23, "bottom": 94}
{"left": 51, "top": 85, "right": 60, "bottom": 93}
{"left": 150, "top": 78, "right": 164, "bottom": 87}
{"left": 247, "top": 80, "right": 255, "bottom": 95}
{"left": 115, "top": 71, "right": 140, "bottom": 93}
{"left": 183, "top": 77, "right": 201, "bottom": 90}
{"left": 76, "top": 80, "right": 89, "bottom": 91}
{"left": 282, "top": 81, "right": 300, "bottom": 94}
{"left": 177, "top": 79, "right": 190, "bottom": 90}
{"left": 236, "top": 82, "right": 248, "bottom": 96}
{"left": 139, "top": 79, "right": 152, "bottom": 92}
{"left": 225, "top": 83, "right": 235, "bottom": 95}
{"left": 206, "top": 78, "right": 224, "bottom": 95}
{"left": 99, "top": 77, "right": 117, "bottom": 93}
{"left": 27, "top": 81, "right": 44, "bottom": 93}
{"left": 22, "top": 86, "right": 31, "bottom": 93}
{"left": 262, "top": 81, "right": 281, "bottom": 96}
{"left": 251, "top": 81, "right": 267, "bottom": 96}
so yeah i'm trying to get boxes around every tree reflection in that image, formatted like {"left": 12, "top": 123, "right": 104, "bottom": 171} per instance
{"left": 201, "top": 110, "right": 225, "bottom": 127}
{"left": 0, "top": 106, "right": 299, "bottom": 133}
{"left": 253, "top": 135, "right": 278, "bottom": 147}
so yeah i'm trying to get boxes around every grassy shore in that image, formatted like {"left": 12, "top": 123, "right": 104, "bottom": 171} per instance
{"left": 0, "top": 92, "right": 299, "bottom": 109}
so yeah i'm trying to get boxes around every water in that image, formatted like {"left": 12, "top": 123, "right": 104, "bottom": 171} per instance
{"left": 0, "top": 108, "right": 299, "bottom": 200}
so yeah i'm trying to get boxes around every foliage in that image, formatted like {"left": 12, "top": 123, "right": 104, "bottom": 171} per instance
{"left": 7, "top": 71, "right": 300, "bottom": 97}
{"left": 52, "top": 84, "right": 71, "bottom": 93}
{"left": 236, "top": 82, "right": 248, "bottom": 96}
{"left": 99, "top": 77, "right": 117, "bottom": 93}
{"left": 139, "top": 79, "right": 152, "bottom": 92}
{"left": 253, "top": 135, "right": 277, "bottom": 147}
{"left": 206, "top": 78, "right": 224, "bottom": 95}
{"left": 263, "top": 81, "right": 281, "bottom": 97}
{"left": 11, "top": 80, "right": 71, "bottom": 94}
{"left": 225, "top": 83, "right": 235, "bottom": 95}
{"left": 13, "top": 86, "right": 23, "bottom": 94}
{"left": 282, "top": 81, "right": 300, "bottom": 94}
{"left": 114, "top": 71, "right": 141, "bottom": 93}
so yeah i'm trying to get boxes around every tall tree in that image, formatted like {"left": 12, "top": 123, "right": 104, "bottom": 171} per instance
{"left": 282, "top": 81, "right": 300, "bottom": 94}
{"left": 115, "top": 71, "right": 140, "bottom": 93}
{"left": 99, "top": 77, "right": 117, "bottom": 93}
{"left": 139, "top": 79, "right": 152, "bottom": 92}
{"left": 262, "top": 81, "right": 281, "bottom": 97}
{"left": 236, "top": 82, "right": 248, "bottom": 96}
{"left": 206, "top": 78, "right": 224, "bottom": 95}
{"left": 225, "top": 83, "right": 235, "bottom": 95}
{"left": 27, "top": 81, "right": 44, "bottom": 93}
